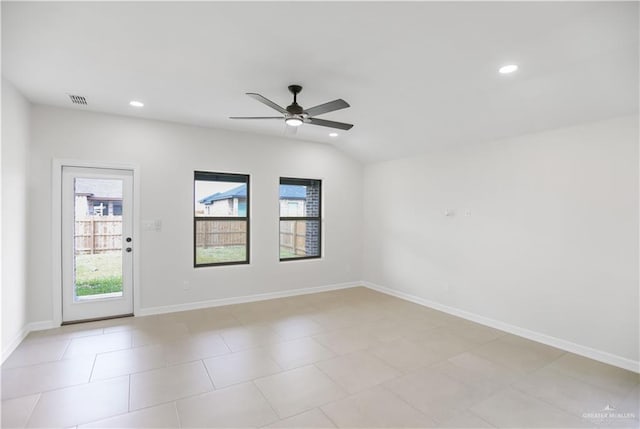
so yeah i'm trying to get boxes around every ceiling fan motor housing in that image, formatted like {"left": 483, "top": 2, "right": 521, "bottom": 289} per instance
{"left": 286, "top": 104, "right": 304, "bottom": 115}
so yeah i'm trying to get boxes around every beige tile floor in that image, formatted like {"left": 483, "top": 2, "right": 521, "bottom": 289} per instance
{"left": 1, "top": 287, "right": 638, "bottom": 428}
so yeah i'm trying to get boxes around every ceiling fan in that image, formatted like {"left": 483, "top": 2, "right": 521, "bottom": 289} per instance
{"left": 230, "top": 85, "right": 353, "bottom": 131}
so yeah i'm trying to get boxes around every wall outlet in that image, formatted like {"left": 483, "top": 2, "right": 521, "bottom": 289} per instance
{"left": 182, "top": 280, "right": 190, "bottom": 291}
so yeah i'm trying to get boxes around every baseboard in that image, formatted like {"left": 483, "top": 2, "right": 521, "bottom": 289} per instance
{"left": 28, "top": 320, "right": 57, "bottom": 332}
{"left": 137, "top": 281, "right": 362, "bottom": 317}
{"left": 10, "top": 281, "right": 636, "bottom": 374}
{"left": 1, "top": 325, "right": 30, "bottom": 364}
{"left": 1, "top": 320, "right": 58, "bottom": 364}
{"left": 1, "top": 283, "right": 360, "bottom": 363}
{"left": 363, "top": 281, "right": 640, "bottom": 374}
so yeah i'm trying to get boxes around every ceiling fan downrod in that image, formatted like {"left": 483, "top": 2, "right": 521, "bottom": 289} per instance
{"left": 287, "top": 85, "right": 304, "bottom": 115}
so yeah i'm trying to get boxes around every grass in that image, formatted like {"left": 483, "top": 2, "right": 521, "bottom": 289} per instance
{"left": 196, "top": 245, "right": 247, "bottom": 265}
{"left": 75, "top": 246, "right": 312, "bottom": 295}
{"left": 279, "top": 247, "right": 299, "bottom": 259}
{"left": 75, "top": 252, "right": 122, "bottom": 296}
{"left": 197, "top": 245, "right": 313, "bottom": 263}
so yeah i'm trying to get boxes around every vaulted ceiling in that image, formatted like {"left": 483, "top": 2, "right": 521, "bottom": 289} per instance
{"left": 2, "top": 2, "right": 638, "bottom": 163}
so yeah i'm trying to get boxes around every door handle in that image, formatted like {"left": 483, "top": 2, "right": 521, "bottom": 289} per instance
{"left": 126, "top": 237, "right": 132, "bottom": 243}
{"left": 126, "top": 247, "right": 132, "bottom": 253}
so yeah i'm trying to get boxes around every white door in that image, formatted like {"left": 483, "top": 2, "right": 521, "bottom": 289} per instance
{"left": 62, "top": 166, "right": 134, "bottom": 322}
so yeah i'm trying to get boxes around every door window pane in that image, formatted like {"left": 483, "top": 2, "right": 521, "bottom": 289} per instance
{"left": 73, "top": 178, "right": 123, "bottom": 300}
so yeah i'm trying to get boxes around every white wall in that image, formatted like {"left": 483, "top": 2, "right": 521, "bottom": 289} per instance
{"left": 363, "top": 116, "right": 639, "bottom": 367}
{"left": 1, "top": 78, "right": 31, "bottom": 359}
{"left": 29, "top": 105, "right": 362, "bottom": 323}
{"left": 16, "top": 103, "right": 640, "bottom": 371}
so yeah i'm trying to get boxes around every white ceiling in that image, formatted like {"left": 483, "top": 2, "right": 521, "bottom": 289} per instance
{"left": 2, "top": 1, "right": 638, "bottom": 163}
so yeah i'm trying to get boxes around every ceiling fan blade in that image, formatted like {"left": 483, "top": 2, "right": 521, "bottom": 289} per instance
{"left": 229, "top": 116, "right": 283, "bottom": 120}
{"left": 307, "top": 117, "right": 353, "bottom": 130}
{"left": 246, "top": 93, "right": 287, "bottom": 114}
{"left": 304, "top": 99, "right": 350, "bottom": 117}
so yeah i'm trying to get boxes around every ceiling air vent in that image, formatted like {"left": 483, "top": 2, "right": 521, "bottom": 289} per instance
{"left": 68, "top": 94, "right": 87, "bottom": 105}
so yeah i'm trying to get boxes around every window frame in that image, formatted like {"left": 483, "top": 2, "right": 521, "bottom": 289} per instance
{"left": 279, "top": 177, "right": 322, "bottom": 262}
{"left": 194, "top": 171, "right": 250, "bottom": 267}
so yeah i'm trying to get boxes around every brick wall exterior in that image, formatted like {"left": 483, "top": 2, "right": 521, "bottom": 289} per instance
{"left": 305, "top": 182, "right": 320, "bottom": 256}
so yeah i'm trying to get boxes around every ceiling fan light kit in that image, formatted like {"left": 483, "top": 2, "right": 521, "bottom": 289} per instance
{"left": 285, "top": 117, "right": 303, "bottom": 127}
{"left": 230, "top": 84, "right": 353, "bottom": 131}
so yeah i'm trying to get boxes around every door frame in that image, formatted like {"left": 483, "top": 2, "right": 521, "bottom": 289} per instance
{"left": 52, "top": 159, "right": 141, "bottom": 327}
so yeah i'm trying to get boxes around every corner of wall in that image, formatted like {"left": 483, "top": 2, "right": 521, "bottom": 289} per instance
{"left": 1, "top": 77, "right": 32, "bottom": 363}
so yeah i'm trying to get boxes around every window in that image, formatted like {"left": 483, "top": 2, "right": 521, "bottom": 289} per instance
{"left": 279, "top": 177, "right": 321, "bottom": 260}
{"left": 194, "top": 172, "right": 249, "bottom": 266}
{"left": 112, "top": 201, "right": 123, "bottom": 216}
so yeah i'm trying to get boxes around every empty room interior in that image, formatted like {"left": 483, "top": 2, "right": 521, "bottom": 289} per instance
{"left": 1, "top": 1, "right": 639, "bottom": 428}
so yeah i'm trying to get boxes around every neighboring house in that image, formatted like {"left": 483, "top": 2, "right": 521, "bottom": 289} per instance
{"left": 198, "top": 184, "right": 248, "bottom": 216}
{"left": 198, "top": 184, "right": 306, "bottom": 216}
{"left": 74, "top": 178, "right": 123, "bottom": 218}
{"left": 278, "top": 184, "right": 307, "bottom": 216}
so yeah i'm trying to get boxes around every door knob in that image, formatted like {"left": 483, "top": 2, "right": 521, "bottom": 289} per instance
{"left": 126, "top": 237, "right": 132, "bottom": 243}
{"left": 126, "top": 247, "right": 132, "bottom": 253}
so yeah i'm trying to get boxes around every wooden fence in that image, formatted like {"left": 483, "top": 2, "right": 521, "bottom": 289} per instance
{"left": 280, "top": 221, "right": 307, "bottom": 256}
{"left": 76, "top": 218, "right": 309, "bottom": 255}
{"left": 195, "top": 220, "right": 246, "bottom": 248}
{"left": 75, "top": 216, "right": 122, "bottom": 254}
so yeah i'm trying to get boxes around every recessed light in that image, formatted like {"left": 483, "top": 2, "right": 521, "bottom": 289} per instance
{"left": 498, "top": 64, "right": 518, "bottom": 74}
{"left": 129, "top": 100, "right": 144, "bottom": 107}
{"left": 329, "top": 132, "right": 338, "bottom": 137}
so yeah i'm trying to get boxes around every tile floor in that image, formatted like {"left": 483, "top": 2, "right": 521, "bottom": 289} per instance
{"left": 1, "top": 287, "right": 638, "bottom": 428}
